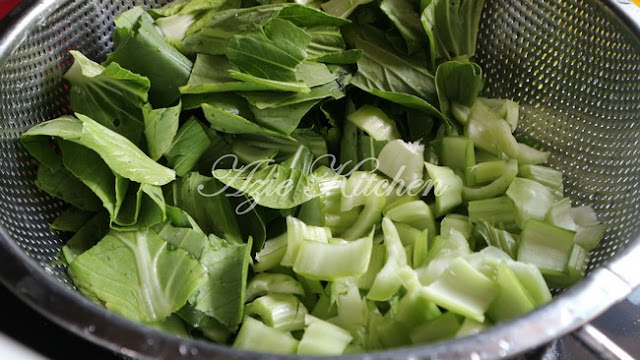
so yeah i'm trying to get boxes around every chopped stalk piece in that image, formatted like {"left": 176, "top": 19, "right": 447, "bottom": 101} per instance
{"left": 467, "top": 160, "right": 507, "bottom": 186}
{"left": 395, "top": 223, "right": 424, "bottom": 246}
{"left": 472, "top": 221, "right": 519, "bottom": 259}
{"left": 463, "top": 159, "right": 518, "bottom": 201}
{"left": 451, "top": 103, "right": 471, "bottom": 125}
{"left": 297, "top": 315, "right": 353, "bottom": 355}
{"left": 464, "top": 100, "right": 549, "bottom": 164}
{"left": 347, "top": 105, "right": 401, "bottom": 142}
{"left": 517, "top": 219, "right": 575, "bottom": 276}
{"left": 232, "top": 317, "right": 298, "bottom": 354}
{"left": 331, "top": 278, "right": 368, "bottom": 339}
{"left": 310, "top": 292, "right": 335, "bottom": 319}
{"left": 440, "top": 214, "right": 472, "bottom": 239}
{"left": 410, "top": 312, "right": 461, "bottom": 344}
{"left": 574, "top": 224, "right": 607, "bottom": 252}
{"left": 342, "top": 195, "right": 386, "bottom": 240}
{"left": 507, "top": 262, "right": 552, "bottom": 306}
{"left": 378, "top": 140, "right": 425, "bottom": 191}
{"left": 393, "top": 267, "right": 441, "bottom": 327}
{"left": 424, "top": 162, "right": 463, "bottom": 217}
{"left": 572, "top": 206, "right": 600, "bottom": 226}
{"left": 571, "top": 205, "right": 606, "bottom": 251}
{"left": 422, "top": 257, "right": 497, "bottom": 322}
{"left": 245, "top": 294, "right": 308, "bottom": 331}
{"left": 546, "top": 198, "right": 579, "bottom": 230}
{"left": 245, "top": 273, "right": 305, "bottom": 302}
{"left": 468, "top": 196, "right": 519, "bottom": 232}
{"left": 412, "top": 228, "right": 430, "bottom": 268}
{"left": 486, "top": 262, "right": 536, "bottom": 322}
{"left": 254, "top": 233, "right": 288, "bottom": 272}
{"left": 419, "top": 230, "right": 472, "bottom": 285}
{"left": 385, "top": 200, "right": 437, "bottom": 239}
{"left": 341, "top": 192, "right": 386, "bottom": 241}
{"left": 567, "top": 244, "right": 589, "bottom": 282}
{"left": 341, "top": 171, "right": 387, "bottom": 211}
{"left": 293, "top": 233, "right": 373, "bottom": 280}
{"left": 455, "top": 318, "right": 487, "bottom": 338}
{"left": 506, "top": 177, "right": 556, "bottom": 227}
{"left": 281, "top": 217, "right": 331, "bottom": 267}
{"left": 357, "top": 134, "right": 386, "bottom": 171}
{"left": 478, "top": 97, "right": 519, "bottom": 131}
{"left": 518, "top": 164, "right": 564, "bottom": 199}
{"left": 354, "top": 244, "right": 386, "bottom": 290}
{"left": 377, "top": 319, "right": 412, "bottom": 348}
{"left": 437, "top": 137, "right": 476, "bottom": 180}
{"left": 367, "top": 218, "right": 407, "bottom": 301}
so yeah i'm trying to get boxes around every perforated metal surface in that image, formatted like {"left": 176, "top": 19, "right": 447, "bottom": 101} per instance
{"left": 0, "top": 0, "right": 172, "bottom": 288}
{"left": 475, "top": 0, "right": 640, "bottom": 271}
{"left": 0, "top": 0, "right": 639, "bottom": 358}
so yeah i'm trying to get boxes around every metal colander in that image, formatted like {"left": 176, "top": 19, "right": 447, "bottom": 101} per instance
{"left": 1, "top": 0, "right": 639, "bottom": 359}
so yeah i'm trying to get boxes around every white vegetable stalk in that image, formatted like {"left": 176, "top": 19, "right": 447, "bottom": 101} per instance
{"left": 377, "top": 139, "right": 425, "bottom": 191}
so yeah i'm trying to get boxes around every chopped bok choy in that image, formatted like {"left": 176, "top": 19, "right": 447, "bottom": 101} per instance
{"left": 19, "top": 0, "right": 607, "bottom": 354}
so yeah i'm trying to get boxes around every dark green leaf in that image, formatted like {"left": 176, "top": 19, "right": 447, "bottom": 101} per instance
{"left": 226, "top": 18, "right": 310, "bottom": 83}
{"left": 106, "top": 8, "right": 193, "bottom": 107}
{"left": 61, "top": 211, "right": 110, "bottom": 263}
{"left": 180, "top": 54, "right": 309, "bottom": 94}
{"left": 421, "top": 0, "right": 485, "bottom": 68}
{"left": 177, "top": 305, "right": 232, "bottom": 342}
{"left": 181, "top": 4, "right": 285, "bottom": 55}
{"left": 51, "top": 207, "right": 95, "bottom": 232}
{"left": 165, "top": 117, "right": 212, "bottom": 176}
{"left": 350, "top": 29, "right": 438, "bottom": 105}
{"left": 380, "top": 0, "right": 426, "bottom": 54}
{"left": 190, "top": 235, "right": 252, "bottom": 330}
{"left": 202, "top": 103, "right": 289, "bottom": 137}
{"left": 34, "top": 164, "right": 102, "bottom": 212}
{"left": 435, "top": 61, "right": 483, "bottom": 119}
{"left": 170, "top": 172, "right": 243, "bottom": 243}
{"left": 143, "top": 102, "right": 181, "bottom": 161}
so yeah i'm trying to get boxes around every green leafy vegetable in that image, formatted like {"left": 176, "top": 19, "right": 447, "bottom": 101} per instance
{"left": 350, "top": 27, "right": 438, "bottom": 106}
{"left": 68, "top": 229, "right": 207, "bottom": 322}
{"left": 106, "top": 7, "right": 193, "bottom": 106}
{"left": 189, "top": 235, "right": 252, "bottom": 330}
{"left": 226, "top": 18, "right": 310, "bottom": 83}
{"left": 143, "top": 102, "right": 181, "bottom": 161}
{"left": 34, "top": 164, "right": 102, "bottom": 212}
{"left": 213, "top": 162, "right": 321, "bottom": 209}
{"left": 165, "top": 117, "right": 212, "bottom": 176}
{"left": 380, "top": 0, "right": 425, "bottom": 55}
{"left": 421, "top": 0, "right": 486, "bottom": 68}
{"left": 64, "top": 51, "right": 149, "bottom": 143}
{"left": 22, "top": 114, "right": 176, "bottom": 185}
{"left": 19, "top": 0, "right": 608, "bottom": 354}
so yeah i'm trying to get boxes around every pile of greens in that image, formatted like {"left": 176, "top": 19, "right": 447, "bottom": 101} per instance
{"left": 21, "top": 0, "right": 607, "bottom": 354}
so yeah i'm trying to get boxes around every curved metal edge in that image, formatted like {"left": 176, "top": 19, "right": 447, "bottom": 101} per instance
{"left": 0, "top": 0, "right": 60, "bottom": 69}
{"left": 0, "top": 228, "right": 248, "bottom": 360}
{"left": 0, "top": 1, "right": 638, "bottom": 359}
{"left": 606, "top": 237, "right": 640, "bottom": 291}
{"left": 601, "top": 0, "right": 640, "bottom": 41}
{"left": 0, "top": 217, "right": 634, "bottom": 360}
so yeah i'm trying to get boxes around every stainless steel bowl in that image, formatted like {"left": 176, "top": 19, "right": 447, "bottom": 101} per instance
{"left": 1, "top": 0, "right": 640, "bottom": 359}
